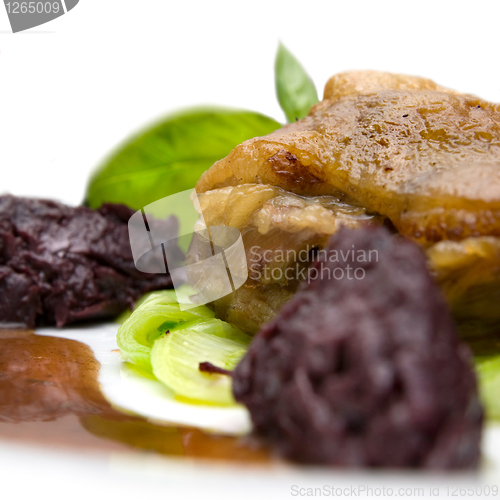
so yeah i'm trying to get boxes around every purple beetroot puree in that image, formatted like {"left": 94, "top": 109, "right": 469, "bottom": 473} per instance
{"left": 0, "top": 195, "right": 175, "bottom": 328}
{"left": 233, "top": 226, "right": 482, "bottom": 469}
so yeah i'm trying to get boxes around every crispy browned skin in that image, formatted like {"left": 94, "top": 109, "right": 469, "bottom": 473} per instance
{"left": 322, "top": 70, "right": 460, "bottom": 102}
{"left": 196, "top": 71, "right": 500, "bottom": 244}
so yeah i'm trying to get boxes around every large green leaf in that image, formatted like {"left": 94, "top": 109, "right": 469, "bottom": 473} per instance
{"left": 275, "top": 43, "right": 319, "bottom": 123}
{"left": 85, "top": 108, "right": 281, "bottom": 210}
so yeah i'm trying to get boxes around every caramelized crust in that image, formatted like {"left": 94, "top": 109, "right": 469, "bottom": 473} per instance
{"left": 194, "top": 71, "right": 500, "bottom": 337}
{"left": 323, "top": 70, "right": 460, "bottom": 102}
{"left": 196, "top": 71, "right": 500, "bottom": 244}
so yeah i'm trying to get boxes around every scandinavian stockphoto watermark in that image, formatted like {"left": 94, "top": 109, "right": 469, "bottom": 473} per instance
{"left": 127, "top": 190, "right": 378, "bottom": 307}
{"left": 3, "top": 0, "right": 79, "bottom": 33}
{"left": 248, "top": 244, "right": 379, "bottom": 284}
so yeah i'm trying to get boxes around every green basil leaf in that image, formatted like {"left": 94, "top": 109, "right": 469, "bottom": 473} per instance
{"left": 85, "top": 107, "right": 281, "bottom": 210}
{"left": 275, "top": 43, "right": 319, "bottom": 123}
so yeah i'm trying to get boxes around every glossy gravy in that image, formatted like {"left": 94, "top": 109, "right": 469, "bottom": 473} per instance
{"left": 0, "top": 330, "right": 270, "bottom": 462}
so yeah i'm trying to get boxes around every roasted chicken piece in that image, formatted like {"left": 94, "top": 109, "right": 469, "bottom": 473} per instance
{"left": 427, "top": 237, "right": 500, "bottom": 339}
{"left": 194, "top": 71, "right": 500, "bottom": 337}
{"left": 192, "top": 184, "right": 380, "bottom": 333}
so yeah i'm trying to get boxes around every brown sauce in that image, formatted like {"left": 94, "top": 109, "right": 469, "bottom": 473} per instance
{"left": 0, "top": 330, "right": 271, "bottom": 463}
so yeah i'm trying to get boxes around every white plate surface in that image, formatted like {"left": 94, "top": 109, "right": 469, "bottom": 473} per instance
{"left": 37, "top": 323, "right": 251, "bottom": 435}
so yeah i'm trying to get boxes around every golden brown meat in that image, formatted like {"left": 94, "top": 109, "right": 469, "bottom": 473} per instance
{"left": 427, "top": 237, "right": 500, "bottom": 339}
{"left": 197, "top": 70, "right": 500, "bottom": 244}
{"left": 194, "top": 71, "right": 500, "bottom": 336}
{"left": 322, "top": 70, "right": 460, "bottom": 102}
{"left": 193, "top": 184, "right": 379, "bottom": 333}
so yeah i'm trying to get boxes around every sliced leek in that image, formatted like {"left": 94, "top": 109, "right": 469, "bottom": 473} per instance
{"left": 476, "top": 355, "right": 500, "bottom": 420}
{"left": 116, "top": 290, "right": 214, "bottom": 370}
{"left": 151, "top": 319, "right": 250, "bottom": 405}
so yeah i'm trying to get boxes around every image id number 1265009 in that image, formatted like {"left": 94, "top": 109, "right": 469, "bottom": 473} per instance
{"left": 5, "top": 2, "right": 60, "bottom": 13}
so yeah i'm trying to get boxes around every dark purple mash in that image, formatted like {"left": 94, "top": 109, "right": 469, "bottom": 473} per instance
{"left": 233, "top": 226, "right": 482, "bottom": 468}
{"left": 0, "top": 195, "right": 173, "bottom": 328}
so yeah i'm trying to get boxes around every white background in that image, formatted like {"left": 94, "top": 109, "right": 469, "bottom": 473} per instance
{"left": 1, "top": 3, "right": 500, "bottom": 498}
{"left": 1, "top": 0, "right": 500, "bottom": 206}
